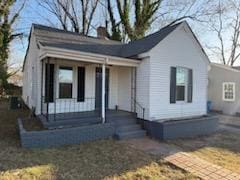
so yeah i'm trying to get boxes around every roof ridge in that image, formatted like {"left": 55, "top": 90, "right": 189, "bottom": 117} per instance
{"left": 211, "top": 63, "right": 240, "bottom": 72}
{"left": 32, "top": 23, "right": 122, "bottom": 44}
{"left": 126, "top": 21, "right": 184, "bottom": 45}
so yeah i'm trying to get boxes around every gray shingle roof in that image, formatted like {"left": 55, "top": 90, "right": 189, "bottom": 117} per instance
{"left": 33, "top": 24, "right": 122, "bottom": 45}
{"left": 40, "top": 42, "right": 124, "bottom": 57}
{"left": 232, "top": 66, "right": 240, "bottom": 71}
{"left": 37, "top": 22, "right": 183, "bottom": 59}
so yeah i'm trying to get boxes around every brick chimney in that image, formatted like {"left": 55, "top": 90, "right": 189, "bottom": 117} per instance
{"left": 97, "top": 26, "right": 107, "bottom": 39}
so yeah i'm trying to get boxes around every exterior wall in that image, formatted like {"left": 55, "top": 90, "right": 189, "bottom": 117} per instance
{"left": 140, "top": 115, "right": 218, "bottom": 140}
{"left": 22, "top": 31, "right": 39, "bottom": 110}
{"left": 208, "top": 64, "right": 240, "bottom": 115}
{"left": 136, "top": 57, "right": 150, "bottom": 119}
{"left": 109, "top": 66, "right": 118, "bottom": 109}
{"left": 40, "top": 59, "right": 132, "bottom": 115}
{"left": 46, "top": 60, "right": 96, "bottom": 114}
{"left": 117, "top": 67, "right": 132, "bottom": 112}
{"left": 148, "top": 25, "right": 208, "bottom": 120}
{"left": 18, "top": 118, "right": 114, "bottom": 148}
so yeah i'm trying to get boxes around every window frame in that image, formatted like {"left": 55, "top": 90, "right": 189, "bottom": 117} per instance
{"left": 222, "top": 82, "right": 235, "bottom": 102}
{"left": 58, "top": 66, "right": 73, "bottom": 99}
{"left": 176, "top": 66, "right": 188, "bottom": 103}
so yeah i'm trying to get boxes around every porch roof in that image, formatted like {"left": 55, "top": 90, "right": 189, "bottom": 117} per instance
{"left": 39, "top": 43, "right": 141, "bottom": 67}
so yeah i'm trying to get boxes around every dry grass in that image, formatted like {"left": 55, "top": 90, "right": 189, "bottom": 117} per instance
{"left": 170, "top": 131, "right": 240, "bottom": 174}
{"left": 0, "top": 100, "right": 195, "bottom": 180}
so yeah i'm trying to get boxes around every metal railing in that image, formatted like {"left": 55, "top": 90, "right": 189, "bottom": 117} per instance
{"left": 41, "top": 96, "right": 99, "bottom": 121}
{"left": 132, "top": 97, "right": 145, "bottom": 120}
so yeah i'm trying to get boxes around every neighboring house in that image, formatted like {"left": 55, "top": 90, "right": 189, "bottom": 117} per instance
{"left": 208, "top": 63, "right": 240, "bottom": 115}
{"left": 22, "top": 21, "right": 210, "bottom": 139}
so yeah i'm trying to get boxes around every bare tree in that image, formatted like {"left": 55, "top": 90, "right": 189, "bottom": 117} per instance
{"left": 40, "top": 0, "right": 69, "bottom": 30}
{"left": 38, "top": 0, "right": 100, "bottom": 35}
{"left": 153, "top": 0, "right": 217, "bottom": 28}
{"left": 100, "top": 0, "right": 163, "bottom": 41}
{"left": 206, "top": 0, "right": 240, "bottom": 66}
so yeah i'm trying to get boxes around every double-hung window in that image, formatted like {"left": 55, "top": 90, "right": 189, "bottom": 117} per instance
{"left": 170, "top": 66, "right": 193, "bottom": 103}
{"left": 176, "top": 67, "right": 188, "bottom": 101}
{"left": 222, "top": 82, "right": 235, "bottom": 101}
{"left": 59, "top": 67, "right": 73, "bottom": 99}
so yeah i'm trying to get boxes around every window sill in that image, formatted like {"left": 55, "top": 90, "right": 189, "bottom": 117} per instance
{"left": 176, "top": 101, "right": 188, "bottom": 104}
{"left": 223, "top": 99, "right": 235, "bottom": 102}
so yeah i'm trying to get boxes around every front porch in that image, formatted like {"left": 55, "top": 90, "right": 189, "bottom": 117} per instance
{"left": 39, "top": 45, "right": 146, "bottom": 128}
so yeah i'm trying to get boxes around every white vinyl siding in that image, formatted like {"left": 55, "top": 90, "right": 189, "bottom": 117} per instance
{"left": 40, "top": 61, "right": 132, "bottom": 114}
{"left": 117, "top": 67, "right": 132, "bottom": 112}
{"left": 109, "top": 66, "right": 118, "bottom": 109}
{"left": 147, "top": 25, "right": 208, "bottom": 120}
{"left": 22, "top": 31, "right": 39, "bottom": 110}
{"left": 136, "top": 57, "right": 150, "bottom": 119}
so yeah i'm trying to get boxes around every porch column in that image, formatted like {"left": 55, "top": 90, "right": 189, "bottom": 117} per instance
{"left": 101, "top": 63, "right": 106, "bottom": 123}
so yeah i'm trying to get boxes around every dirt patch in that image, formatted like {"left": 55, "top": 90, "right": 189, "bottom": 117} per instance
{"left": 21, "top": 117, "right": 46, "bottom": 131}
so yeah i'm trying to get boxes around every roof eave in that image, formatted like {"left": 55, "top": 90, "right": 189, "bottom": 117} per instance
{"left": 39, "top": 44, "right": 140, "bottom": 67}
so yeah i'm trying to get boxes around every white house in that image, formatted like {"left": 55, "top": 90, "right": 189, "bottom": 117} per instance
{"left": 22, "top": 21, "right": 209, "bottom": 139}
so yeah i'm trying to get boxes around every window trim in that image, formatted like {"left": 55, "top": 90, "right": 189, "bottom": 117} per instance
{"left": 222, "top": 82, "right": 235, "bottom": 102}
{"left": 58, "top": 66, "right": 73, "bottom": 99}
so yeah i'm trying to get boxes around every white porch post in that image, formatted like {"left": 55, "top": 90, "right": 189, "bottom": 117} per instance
{"left": 102, "top": 63, "right": 106, "bottom": 123}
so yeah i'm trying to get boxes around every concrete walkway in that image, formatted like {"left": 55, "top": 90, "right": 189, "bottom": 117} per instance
{"left": 123, "top": 137, "right": 240, "bottom": 180}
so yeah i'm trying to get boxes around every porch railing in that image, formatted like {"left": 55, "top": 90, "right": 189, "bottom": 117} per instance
{"left": 41, "top": 96, "right": 99, "bottom": 121}
{"left": 132, "top": 98, "right": 145, "bottom": 120}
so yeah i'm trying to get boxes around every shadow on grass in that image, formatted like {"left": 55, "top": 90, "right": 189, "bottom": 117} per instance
{"left": 167, "top": 129, "right": 240, "bottom": 154}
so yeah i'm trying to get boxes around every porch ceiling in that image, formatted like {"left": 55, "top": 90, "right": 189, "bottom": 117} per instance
{"left": 39, "top": 43, "right": 141, "bottom": 67}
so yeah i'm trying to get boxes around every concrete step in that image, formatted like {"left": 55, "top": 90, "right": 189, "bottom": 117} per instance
{"left": 106, "top": 111, "right": 135, "bottom": 118}
{"left": 115, "top": 129, "right": 146, "bottom": 140}
{"left": 107, "top": 115, "right": 135, "bottom": 121}
{"left": 113, "top": 118, "right": 137, "bottom": 125}
{"left": 117, "top": 124, "right": 142, "bottom": 133}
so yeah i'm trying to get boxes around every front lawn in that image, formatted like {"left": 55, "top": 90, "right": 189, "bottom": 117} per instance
{"left": 170, "top": 131, "right": 240, "bottom": 174}
{"left": 0, "top": 100, "right": 195, "bottom": 179}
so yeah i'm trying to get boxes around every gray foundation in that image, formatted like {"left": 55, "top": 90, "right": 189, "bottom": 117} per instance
{"left": 18, "top": 119, "right": 115, "bottom": 148}
{"left": 140, "top": 115, "right": 219, "bottom": 140}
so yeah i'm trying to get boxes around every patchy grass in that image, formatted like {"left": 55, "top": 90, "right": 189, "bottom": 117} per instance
{"left": 0, "top": 100, "right": 196, "bottom": 179}
{"left": 170, "top": 132, "right": 240, "bottom": 174}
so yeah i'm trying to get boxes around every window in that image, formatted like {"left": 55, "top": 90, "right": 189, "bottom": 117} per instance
{"left": 170, "top": 66, "right": 192, "bottom": 104}
{"left": 222, "top": 82, "right": 235, "bottom": 101}
{"left": 59, "top": 67, "right": 73, "bottom": 98}
{"left": 176, "top": 67, "right": 188, "bottom": 101}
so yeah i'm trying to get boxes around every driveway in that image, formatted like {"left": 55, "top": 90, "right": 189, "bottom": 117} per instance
{"left": 217, "top": 114, "right": 240, "bottom": 133}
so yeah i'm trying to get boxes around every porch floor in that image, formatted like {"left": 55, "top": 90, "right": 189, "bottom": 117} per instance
{"left": 38, "top": 110, "right": 146, "bottom": 139}
{"left": 38, "top": 110, "right": 136, "bottom": 129}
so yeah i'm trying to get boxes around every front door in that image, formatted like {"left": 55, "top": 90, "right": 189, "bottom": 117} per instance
{"left": 95, "top": 67, "right": 109, "bottom": 110}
